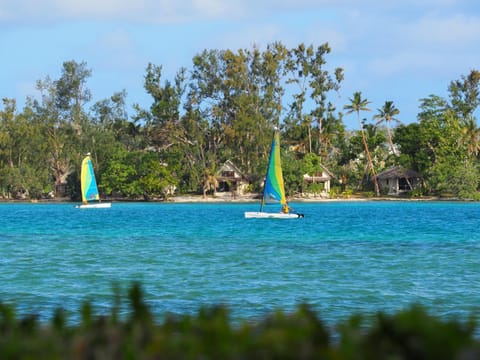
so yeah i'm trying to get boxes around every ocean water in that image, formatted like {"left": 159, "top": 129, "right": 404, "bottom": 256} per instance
{"left": 1, "top": 201, "right": 479, "bottom": 329}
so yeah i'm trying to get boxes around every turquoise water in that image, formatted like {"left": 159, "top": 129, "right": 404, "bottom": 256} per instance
{"left": 1, "top": 201, "right": 479, "bottom": 328}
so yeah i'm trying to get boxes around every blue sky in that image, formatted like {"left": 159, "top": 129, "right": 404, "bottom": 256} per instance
{"left": 1, "top": 0, "right": 479, "bottom": 129}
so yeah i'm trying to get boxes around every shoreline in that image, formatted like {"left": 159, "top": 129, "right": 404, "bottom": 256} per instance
{"left": 0, "top": 193, "right": 468, "bottom": 204}
{"left": 141, "top": 193, "right": 462, "bottom": 203}
{"left": 169, "top": 194, "right": 453, "bottom": 203}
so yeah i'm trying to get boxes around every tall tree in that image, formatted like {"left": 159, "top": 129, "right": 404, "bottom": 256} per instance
{"left": 91, "top": 90, "right": 142, "bottom": 151}
{"left": 0, "top": 98, "right": 18, "bottom": 168}
{"left": 140, "top": 63, "right": 187, "bottom": 151}
{"left": 344, "top": 92, "right": 379, "bottom": 196}
{"left": 55, "top": 60, "right": 92, "bottom": 130}
{"left": 315, "top": 102, "right": 345, "bottom": 161}
{"left": 285, "top": 44, "right": 313, "bottom": 153}
{"left": 34, "top": 75, "right": 77, "bottom": 197}
{"left": 416, "top": 95, "right": 476, "bottom": 196}
{"left": 308, "top": 44, "right": 344, "bottom": 156}
{"left": 189, "top": 48, "right": 227, "bottom": 162}
{"left": 373, "top": 100, "right": 401, "bottom": 156}
{"left": 448, "top": 69, "right": 480, "bottom": 120}
{"left": 393, "top": 123, "right": 426, "bottom": 172}
{"left": 189, "top": 44, "right": 286, "bottom": 177}
{"left": 459, "top": 116, "right": 480, "bottom": 157}
{"left": 0, "top": 98, "right": 53, "bottom": 198}
{"left": 448, "top": 70, "right": 480, "bottom": 158}
{"left": 284, "top": 43, "right": 344, "bottom": 156}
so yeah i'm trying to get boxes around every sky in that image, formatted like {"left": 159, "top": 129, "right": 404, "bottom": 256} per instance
{"left": 1, "top": 0, "right": 479, "bottom": 129}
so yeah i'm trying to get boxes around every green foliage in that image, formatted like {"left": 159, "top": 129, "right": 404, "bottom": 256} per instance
{"left": 361, "top": 305, "right": 477, "bottom": 360}
{"left": 0, "top": 165, "right": 51, "bottom": 199}
{"left": 407, "top": 187, "right": 425, "bottom": 198}
{"left": 329, "top": 186, "right": 341, "bottom": 198}
{"left": 302, "top": 152, "right": 322, "bottom": 175}
{"left": 448, "top": 69, "right": 480, "bottom": 119}
{"left": 393, "top": 123, "right": 426, "bottom": 171}
{"left": 0, "top": 284, "right": 478, "bottom": 359}
{"left": 1, "top": 54, "right": 480, "bottom": 200}
{"left": 280, "top": 149, "right": 304, "bottom": 196}
{"left": 428, "top": 159, "right": 479, "bottom": 198}
{"left": 101, "top": 149, "right": 138, "bottom": 197}
{"left": 306, "top": 182, "right": 325, "bottom": 193}
{"left": 361, "top": 191, "right": 375, "bottom": 198}
{"left": 102, "top": 150, "right": 177, "bottom": 200}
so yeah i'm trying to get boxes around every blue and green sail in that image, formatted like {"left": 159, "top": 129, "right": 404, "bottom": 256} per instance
{"left": 261, "top": 131, "right": 287, "bottom": 210}
{"left": 81, "top": 155, "right": 100, "bottom": 204}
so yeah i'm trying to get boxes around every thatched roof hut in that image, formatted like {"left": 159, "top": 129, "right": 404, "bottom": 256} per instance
{"left": 377, "top": 166, "right": 421, "bottom": 195}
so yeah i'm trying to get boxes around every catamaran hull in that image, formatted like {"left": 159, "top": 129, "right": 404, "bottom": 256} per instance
{"left": 244, "top": 211, "right": 304, "bottom": 219}
{"left": 76, "top": 203, "right": 112, "bottom": 209}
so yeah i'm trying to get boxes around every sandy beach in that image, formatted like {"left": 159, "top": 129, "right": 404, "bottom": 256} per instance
{"left": 168, "top": 192, "right": 440, "bottom": 203}
{"left": 1, "top": 192, "right": 450, "bottom": 204}
{"left": 170, "top": 192, "right": 258, "bottom": 203}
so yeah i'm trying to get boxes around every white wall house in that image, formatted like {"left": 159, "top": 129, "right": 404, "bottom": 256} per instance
{"left": 302, "top": 164, "right": 333, "bottom": 198}
{"left": 216, "top": 160, "right": 249, "bottom": 195}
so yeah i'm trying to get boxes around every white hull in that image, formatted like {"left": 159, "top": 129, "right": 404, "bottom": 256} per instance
{"left": 244, "top": 211, "right": 303, "bottom": 219}
{"left": 76, "top": 202, "right": 111, "bottom": 209}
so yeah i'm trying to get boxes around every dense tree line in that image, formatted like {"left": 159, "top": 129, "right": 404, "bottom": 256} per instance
{"left": 1, "top": 42, "right": 479, "bottom": 200}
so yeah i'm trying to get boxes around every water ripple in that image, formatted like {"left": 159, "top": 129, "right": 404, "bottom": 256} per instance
{"left": 0, "top": 201, "right": 479, "bottom": 328}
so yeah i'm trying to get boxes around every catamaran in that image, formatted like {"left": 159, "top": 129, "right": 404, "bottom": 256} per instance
{"left": 245, "top": 129, "right": 303, "bottom": 219}
{"left": 76, "top": 153, "right": 111, "bottom": 209}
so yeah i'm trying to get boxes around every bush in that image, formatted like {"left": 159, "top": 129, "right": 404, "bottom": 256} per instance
{"left": 0, "top": 284, "right": 478, "bottom": 359}
{"left": 407, "top": 187, "right": 424, "bottom": 198}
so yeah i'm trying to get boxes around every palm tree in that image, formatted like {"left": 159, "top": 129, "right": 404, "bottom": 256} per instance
{"left": 316, "top": 102, "right": 341, "bottom": 159}
{"left": 460, "top": 115, "right": 480, "bottom": 157}
{"left": 373, "top": 101, "right": 401, "bottom": 156}
{"left": 203, "top": 168, "right": 218, "bottom": 199}
{"left": 344, "top": 92, "right": 380, "bottom": 196}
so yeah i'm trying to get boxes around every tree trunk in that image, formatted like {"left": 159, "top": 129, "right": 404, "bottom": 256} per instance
{"left": 359, "top": 118, "right": 380, "bottom": 196}
{"left": 386, "top": 125, "right": 397, "bottom": 156}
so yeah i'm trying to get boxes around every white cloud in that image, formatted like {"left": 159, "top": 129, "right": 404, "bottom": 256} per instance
{"left": 408, "top": 13, "right": 480, "bottom": 47}
{"left": 1, "top": 0, "right": 478, "bottom": 123}
{"left": 369, "top": 52, "right": 444, "bottom": 77}
{"left": 90, "top": 29, "right": 143, "bottom": 70}
{"left": 1, "top": 0, "right": 476, "bottom": 26}
{"left": 303, "top": 23, "right": 347, "bottom": 52}
{"left": 0, "top": 0, "right": 244, "bottom": 24}
{"left": 324, "top": 5, "right": 480, "bottom": 80}
{"left": 0, "top": 0, "right": 337, "bottom": 24}
{"left": 212, "top": 23, "right": 282, "bottom": 50}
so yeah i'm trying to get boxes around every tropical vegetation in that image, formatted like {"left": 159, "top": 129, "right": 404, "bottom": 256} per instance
{"left": 1, "top": 42, "right": 479, "bottom": 200}
{"left": 0, "top": 283, "right": 478, "bottom": 359}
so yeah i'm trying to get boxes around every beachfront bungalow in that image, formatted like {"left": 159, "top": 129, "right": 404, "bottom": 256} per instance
{"left": 377, "top": 166, "right": 421, "bottom": 195}
{"left": 303, "top": 164, "right": 333, "bottom": 198}
{"left": 216, "top": 160, "right": 249, "bottom": 195}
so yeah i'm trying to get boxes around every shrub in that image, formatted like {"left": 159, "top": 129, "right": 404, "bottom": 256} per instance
{"left": 0, "top": 284, "right": 478, "bottom": 359}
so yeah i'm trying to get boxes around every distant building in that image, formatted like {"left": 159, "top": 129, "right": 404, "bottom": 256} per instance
{"left": 303, "top": 164, "right": 333, "bottom": 198}
{"left": 216, "top": 160, "right": 249, "bottom": 195}
{"left": 377, "top": 166, "right": 421, "bottom": 195}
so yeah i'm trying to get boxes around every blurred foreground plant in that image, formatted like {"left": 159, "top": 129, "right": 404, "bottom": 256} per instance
{"left": 0, "top": 283, "right": 479, "bottom": 359}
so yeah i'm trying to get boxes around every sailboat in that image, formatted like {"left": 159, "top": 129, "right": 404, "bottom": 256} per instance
{"left": 76, "top": 153, "right": 111, "bottom": 209}
{"left": 245, "top": 129, "right": 304, "bottom": 219}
